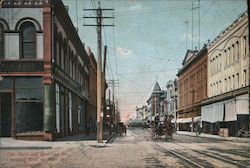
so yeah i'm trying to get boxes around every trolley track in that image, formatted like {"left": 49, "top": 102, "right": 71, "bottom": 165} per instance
{"left": 155, "top": 142, "right": 249, "bottom": 168}
{"left": 153, "top": 144, "right": 204, "bottom": 168}
{"left": 131, "top": 129, "right": 250, "bottom": 167}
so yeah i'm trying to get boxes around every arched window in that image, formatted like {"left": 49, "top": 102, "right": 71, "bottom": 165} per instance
{"left": 0, "top": 23, "right": 4, "bottom": 59}
{"left": 53, "top": 24, "right": 58, "bottom": 63}
{"left": 20, "top": 22, "right": 36, "bottom": 58}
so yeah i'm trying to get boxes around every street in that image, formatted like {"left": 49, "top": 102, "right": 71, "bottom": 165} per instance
{"left": 1, "top": 128, "right": 250, "bottom": 168}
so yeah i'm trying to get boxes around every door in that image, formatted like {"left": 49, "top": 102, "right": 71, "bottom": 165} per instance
{"left": 0, "top": 92, "right": 12, "bottom": 137}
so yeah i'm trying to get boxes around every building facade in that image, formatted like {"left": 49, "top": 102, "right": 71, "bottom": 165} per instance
{"left": 147, "top": 82, "right": 166, "bottom": 122}
{"left": 0, "top": 0, "right": 96, "bottom": 140}
{"left": 86, "top": 48, "right": 97, "bottom": 132}
{"left": 202, "top": 12, "right": 249, "bottom": 136}
{"left": 177, "top": 46, "right": 208, "bottom": 131}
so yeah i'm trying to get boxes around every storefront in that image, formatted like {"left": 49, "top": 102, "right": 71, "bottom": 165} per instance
{"left": 201, "top": 94, "right": 249, "bottom": 136}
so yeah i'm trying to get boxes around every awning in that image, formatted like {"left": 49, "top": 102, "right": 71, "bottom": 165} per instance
{"left": 201, "top": 102, "right": 224, "bottom": 123}
{"left": 176, "top": 117, "right": 192, "bottom": 123}
{"left": 236, "top": 94, "right": 249, "bottom": 115}
{"left": 224, "top": 99, "right": 237, "bottom": 122}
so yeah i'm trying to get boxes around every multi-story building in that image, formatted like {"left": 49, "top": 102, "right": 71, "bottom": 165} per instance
{"left": 177, "top": 46, "right": 208, "bottom": 131}
{"left": 164, "top": 79, "right": 178, "bottom": 126}
{"left": 86, "top": 48, "right": 97, "bottom": 132}
{"left": 0, "top": 0, "right": 96, "bottom": 140}
{"left": 135, "top": 106, "right": 144, "bottom": 120}
{"left": 147, "top": 82, "right": 166, "bottom": 122}
{"left": 202, "top": 12, "right": 249, "bottom": 136}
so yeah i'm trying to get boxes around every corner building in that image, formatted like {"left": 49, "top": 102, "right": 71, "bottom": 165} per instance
{"left": 0, "top": 0, "right": 96, "bottom": 140}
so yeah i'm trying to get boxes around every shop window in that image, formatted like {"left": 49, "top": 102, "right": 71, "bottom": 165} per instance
{"left": 20, "top": 22, "right": 36, "bottom": 59}
{"left": 0, "top": 78, "right": 12, "bottom": 90}
{"left": 16, "top": 102, "right": 43, "bottom": 133}
{"left": 0, "top": 23, "right": 4, "bottom": 59}
{"left": 16, "top": 78, "right": 43, "bottom": 100}
{"left": 15, "top": 77, "right": 43, "bottom": 133}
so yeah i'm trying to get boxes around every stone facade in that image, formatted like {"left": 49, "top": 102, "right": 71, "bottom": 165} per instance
{"left": 202, "top": 12, "right": 249, "bottom": 136}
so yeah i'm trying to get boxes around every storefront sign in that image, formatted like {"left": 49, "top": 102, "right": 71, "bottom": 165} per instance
{"left": 0, "top": 61, "right": 44, "bottom": 72}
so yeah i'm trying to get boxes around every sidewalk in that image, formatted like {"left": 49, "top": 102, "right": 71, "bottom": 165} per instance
{"left": 0, "top": 132, "right": 113, "bottom": 150}
{"left": 176, "top": 131, "right": 250, "bottom": 143}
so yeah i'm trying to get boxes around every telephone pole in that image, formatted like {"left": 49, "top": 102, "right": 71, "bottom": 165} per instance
{"left": 83, "top": 2, "right": 114, "bottom": 143}
{"left": 184, "top": 20, "right": 188, "bottom": 51}
{"left": 107, "top": 80, "right": 119, "bottom": 125}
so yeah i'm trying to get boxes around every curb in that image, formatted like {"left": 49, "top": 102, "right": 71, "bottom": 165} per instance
{"left": 0, "top": 146, "right": 52, "bottom": 150}
{"left": 175, "top": 132, "right": 250, "bottom": 143}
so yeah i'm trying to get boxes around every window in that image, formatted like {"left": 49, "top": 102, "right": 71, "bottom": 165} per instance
{"left": 232, "top": 75, "right": 235, "bottom": 90}
{"left": 243, "top": 36, "right": 247, "bottom": 55}
{"left": 20, "top": 22, "right": 36, "bottom": 58}
{"left": 15, "top": 77, "right": 43, "bottom": 133}
{"left": 225, "top": 78, "right": 227, "bottom": 92}
{"left": 232, "top": 44, "right": 235, "bottom": 62}
{"left": 236, "top": 41, "right": 239, "bottom": 60}
{"left": 224, "top": 50, "right": 227, "bottom": 68}
{"left": 69, "top": 92, "right": 72, "bottom": 132}
{"left": 243, "top": 70, "right": 247, "bottom": 86}
{"left": 56, "top": 84, "right": 60, "bottom": 132}
{"left": 228, "top": 47, "right": 231, "bottom": 65}
{"left": 219, "top": 54, "right": 221, "bottom": 71}
{"left": 16, "top": 78, "right": 43, "bottom": 100}
{"left": 53, "top": 24, "right": 58, "bottom": 63}
{"left": 236, "top": 73, "right": 239, "bottom": 89}
{"left": 0, "top": 23, "right": 4, "bottom": 59}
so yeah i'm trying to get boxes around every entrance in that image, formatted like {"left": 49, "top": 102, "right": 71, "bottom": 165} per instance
{"left": 0, "top": 93, "right": 12, "bottom": 137}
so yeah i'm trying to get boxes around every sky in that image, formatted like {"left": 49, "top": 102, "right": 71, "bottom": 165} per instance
{"left": 62, "top": 0, "right": 247, "bottom": 122}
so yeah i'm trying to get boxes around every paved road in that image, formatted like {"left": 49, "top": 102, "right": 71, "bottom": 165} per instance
{"left": 0, "top": 128, "right": 250, "bottom": 168}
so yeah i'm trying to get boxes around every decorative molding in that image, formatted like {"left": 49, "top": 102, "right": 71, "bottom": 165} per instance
{"left": 15, "top": 17, "right": 42, "bottom": 31}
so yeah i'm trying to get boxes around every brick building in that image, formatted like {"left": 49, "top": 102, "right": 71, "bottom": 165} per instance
{"left": 0, "top": 0, "right": 97, "bottom": 140}
{"left": 86, "top": 48, "right": 97, "bottom": 132}
{"left": 177, "top": 46, "right": 208, "bottom": 131}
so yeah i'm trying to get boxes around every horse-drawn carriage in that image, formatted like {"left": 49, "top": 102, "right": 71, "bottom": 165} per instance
{"left": 151, "top": 117, "right": 174, "bottom": 141}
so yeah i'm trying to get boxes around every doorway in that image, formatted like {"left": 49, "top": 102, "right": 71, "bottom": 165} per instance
{"left": 0, "top": 92, "right": 12, "bottom": 137}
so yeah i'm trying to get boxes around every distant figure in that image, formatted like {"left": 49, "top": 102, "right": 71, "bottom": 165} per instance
{"left": 86, "top": 122, "right": 90, "bottom": 136}
{"left": 123, "top": 124, "right": 127, "bottom": 135}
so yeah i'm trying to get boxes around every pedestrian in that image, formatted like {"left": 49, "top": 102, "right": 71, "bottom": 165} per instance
{"left": 86, "top": 122, "right": 90, "bottom": 136}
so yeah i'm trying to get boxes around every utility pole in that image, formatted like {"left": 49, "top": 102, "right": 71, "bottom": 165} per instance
{"left": 107, "top": 79, "right": 119, "bottom": 125}
{"left": 191, "top": 0, "right": 200, "bottom": 50}
{"left": 198, "top": 0, "right": 200, "bottom": 50}
{"left": 184, "top": 20, "right": 188, "bottom": 51}
{"left": 83, "top": 2, "right": 114, "bottom": 143}
{"left": 102, "top": 45, "right": 107, "bottom": 137}
{"left": 192, "top": 0, "right": 194, "bottom": 50}
{"left": 108, "top": 89, "right": 112, "bottom": 135}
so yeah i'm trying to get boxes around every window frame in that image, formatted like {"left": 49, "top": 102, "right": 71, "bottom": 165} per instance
{"left": 20, "top": 22, "right": 37, "bottom": 59}
{"left": 0, "top": 22, "right": 5, "bottom": 59}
